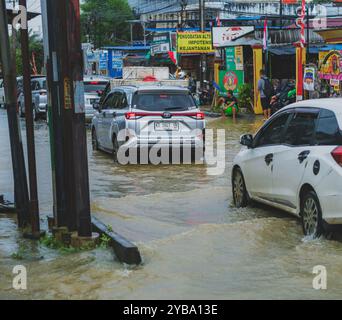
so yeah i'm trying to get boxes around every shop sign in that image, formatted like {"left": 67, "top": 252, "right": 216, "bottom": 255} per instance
{"left": 151, "top": 42, "right": 170, "bottom": 56}
{"left": 99, "top": 51, "right": 108, "bottom": 70}
{"left": 304, "top": 66, "right": 316, "bottom": 91}
{"left": 177, "top": 32, "right": 214, "bottom": 54}
{"left": 318, "top": 50, "right": 342, "bottom": 80}
{"left": 212, "top": 26, "right": 254, "bottom": 47}
{"left": 226, "top": 46, "right": 244, "bottom": 71}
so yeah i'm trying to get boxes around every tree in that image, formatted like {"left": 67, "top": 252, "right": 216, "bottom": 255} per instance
{"left": 15, "top": 32, "right": 44, "bottom": 76}
{"left": 81, "top": 0, "right": 134, "bottom": 49}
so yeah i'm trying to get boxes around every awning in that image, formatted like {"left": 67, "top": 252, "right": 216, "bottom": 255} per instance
{"left": 268, "top": 46, "right": 324, "bottom": 56}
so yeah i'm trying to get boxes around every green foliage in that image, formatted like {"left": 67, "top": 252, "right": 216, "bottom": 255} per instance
{"left": 99, "top": 233, "right": 111, "bottom": 249}
{"left": 39, "top": 234, "right": 93, "bottom": 254}
{"left": 81, "top": 0, "right": 134, "bottom": 48}
{"left": 15, "top": 31, "right": 44, "bottom": 75}
{"left": 238, "top": 83, "right": 254, "bottom": 113}
{"left": 11, "top": 249, "right": 25, "bottom": 260}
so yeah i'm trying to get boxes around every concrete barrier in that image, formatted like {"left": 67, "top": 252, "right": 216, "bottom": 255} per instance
{"left": 91, "top": 217, "right": 142, "bottom": 266}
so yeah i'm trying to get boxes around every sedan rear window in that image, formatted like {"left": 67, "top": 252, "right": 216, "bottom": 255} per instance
{"left": 316, "top": 109, "right": 342, "bottom": 145}
{"left": 132, "top": 92, "right": 196, "bottom": 111}
{"left": 84, "top": 81, "right": 108, "bottom": 93}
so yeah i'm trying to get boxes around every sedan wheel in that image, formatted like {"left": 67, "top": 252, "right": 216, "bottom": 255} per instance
{"left": 232, "top": 168, "right": 248, "bottom": 208}
{"left": 301, "top": 191, "right": 323, "bottom": 238}
{"left": 92, "top": 129, "right": 99, "bottom": 151}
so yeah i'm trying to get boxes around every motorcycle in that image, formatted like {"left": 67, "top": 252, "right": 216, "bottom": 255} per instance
{"left": 270, "top": 83, "right": 296, "bottom": 114}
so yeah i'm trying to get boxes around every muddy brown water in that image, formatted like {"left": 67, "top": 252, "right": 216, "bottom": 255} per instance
{"left": 1, "top": 108, "right": 342, "bottom": 300}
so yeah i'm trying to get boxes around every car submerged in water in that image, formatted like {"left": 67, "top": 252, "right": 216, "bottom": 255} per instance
{"left": 91, "top": 85, "right": 205, "bottom": 164}
{"left": 232, "top": 98, "right": 342, "bottom": 238}
{"left": 83, "top": 76, "right": 110, "bottom": 122}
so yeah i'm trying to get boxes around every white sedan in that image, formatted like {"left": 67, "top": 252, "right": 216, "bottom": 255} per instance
{"left": 232, "top": 98, "right": 342, "bottom": 238}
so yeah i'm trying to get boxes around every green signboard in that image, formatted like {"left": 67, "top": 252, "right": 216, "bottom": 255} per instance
{"left": 218, "top": 46, "right": 245, "bottom": 95}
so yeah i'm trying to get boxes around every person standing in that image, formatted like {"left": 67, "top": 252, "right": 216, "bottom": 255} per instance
{"left": 258, "top": 69, "right": 273, "bottom": 120}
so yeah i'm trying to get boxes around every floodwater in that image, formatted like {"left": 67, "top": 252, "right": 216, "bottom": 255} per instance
{"left": 1, "top": 108, "right": 342, "bottom": 300}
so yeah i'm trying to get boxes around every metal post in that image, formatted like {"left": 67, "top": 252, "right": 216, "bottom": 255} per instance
{"left": 306, "top": 4, "right": 310, "bottom": 63}
{"left": 199, "top": 0, "right": 205, "bottom": 89}
{"left": 279, "top": 0, "right": 283, "bottom": 29}
{"left": 0, "top": 0, "right": 30, "bottom": 228}
{"left": 19, "top": 0, "right": 41, "bottom": 237}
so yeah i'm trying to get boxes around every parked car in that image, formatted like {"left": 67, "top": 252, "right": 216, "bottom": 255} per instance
{"left": 84, "top": 76, "right": 110, "bottom": 122}
{"left": 18, "top": 76, "right": 47, "bottom": 120}
{"left": 232, "top": 98, "right": 342, "bottom": 238}
{"left": 91, "top": 85, "right": 205, "bottom": 163}
{"left": 0, "top": 79, "right": 4, "bottom": 108}
{"left": 0, "top": 77, "right": 23, "bottom": 108}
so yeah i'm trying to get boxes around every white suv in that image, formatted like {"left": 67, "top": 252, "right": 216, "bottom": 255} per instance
{"left": 232, "top": 98, "right": 342, "bottom": 238}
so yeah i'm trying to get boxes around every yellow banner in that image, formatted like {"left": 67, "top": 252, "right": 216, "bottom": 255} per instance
{"left": 177, "top": 32, "right": 214, "bottom": 54}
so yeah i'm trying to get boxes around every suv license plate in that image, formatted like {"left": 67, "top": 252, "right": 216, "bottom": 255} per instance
{"left": 155, "top": 121, "right": 179, "bottom": 131}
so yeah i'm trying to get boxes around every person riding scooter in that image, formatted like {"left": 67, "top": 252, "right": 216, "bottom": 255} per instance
{"left": 270, "top": 80, "right": 296, "bottom": 114}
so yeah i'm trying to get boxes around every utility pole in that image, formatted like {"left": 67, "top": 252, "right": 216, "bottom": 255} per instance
{"left": 19, "top": 0, "right": 42, "bottom": 238}
{"left": 0, "top": 0, "right": 30, "bottom": 228}
{"left": 41, "top": 0, "right": 67, "bottom": 228}
{"left": 199, "top": 0, "right": 206, "bottom": 89}
{"left": 11, "top": 0, "right": 17, "bottom": 78}
{"left": 42, "top": 0, "right": 92, "bottom": 237}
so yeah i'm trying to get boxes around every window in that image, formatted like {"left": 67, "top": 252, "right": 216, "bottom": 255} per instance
{"left": 316, "top": 109, "right": 342, "bottom": 146}
{"left": 255, "top": 113, "right": 290, "bottom": 147}
{"left": 31, "top": 81, "right": 38, "bottom": 91}
{"left": 84, "top": 81, "right": 108, "bottom": 93}
{"left": 284, "top": 112, "right": 318, "bottom": 146}
{"left": 102, "top": 93, "right": 115, "bottom": 110}
{"left": 132, "top": 92, "right": 195, "bottom": 111}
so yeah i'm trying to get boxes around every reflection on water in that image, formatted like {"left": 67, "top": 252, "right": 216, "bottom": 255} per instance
{"left": 1, "top": 110, "right": 341, "bottom": 299}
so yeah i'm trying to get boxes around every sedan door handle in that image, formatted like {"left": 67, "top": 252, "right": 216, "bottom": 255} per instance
{"left": 265, "top": 153, "right": 273, "bottom": 166}
{"left": 298, "top": 150, "right": 310, "bottom": 163}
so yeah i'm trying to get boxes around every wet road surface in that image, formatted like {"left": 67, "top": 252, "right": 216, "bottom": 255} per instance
{"left": 1, "top": 108, "right": 342, "bottom": 299}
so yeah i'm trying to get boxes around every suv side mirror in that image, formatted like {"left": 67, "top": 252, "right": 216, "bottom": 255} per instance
{"left": 93, "top": 102, "right": 101, "bottom": 111}
{"left": 240, "top": 134, "right": 254, "bottom": 148}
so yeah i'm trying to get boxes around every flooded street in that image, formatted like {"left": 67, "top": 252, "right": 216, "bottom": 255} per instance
{"left": 1, "top": 108, "right": 342, "bottom": 299}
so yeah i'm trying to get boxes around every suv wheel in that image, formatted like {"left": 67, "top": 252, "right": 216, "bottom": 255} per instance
{"left": 92, "top": 129, "right": 99, "bottom": 151}
{"left": 33, "top": 105, "right": 39, "bottom": 121}
{"left": 301, "top": 190, "right": 323, "bottom": 238}
{"left": 232, "top": 168, "right": 249, "bottom": 208}
{"left": 19, "top": 103, "right": 24, "bottom": 118}
{"left": 112, "top": 135, "right": 119, "bottom": 163}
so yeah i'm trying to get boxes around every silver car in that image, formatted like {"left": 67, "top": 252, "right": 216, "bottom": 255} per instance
{"left": 83, "top": 76, "right": 110, "bottom": 122}
{"left": 18, "top": 76, "right": 47, "bottom": 120}
{"left": 91, "top": 85, "right": 205, "bottom": 163}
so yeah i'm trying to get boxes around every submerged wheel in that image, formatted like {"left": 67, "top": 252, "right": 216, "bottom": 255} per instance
{"left": 112, "top": 135, "right": 119, "bottom": 163}
{"left": 19, "top": 103, "right": 25, "bottom": 118}
{"left": 92, "top": 129, "right": 99, "bottom": 151}
{"left": 301, "top": 190, "right": 323, "bottom": 238}
{"left": 33, "top": 105, "right": 39, "bottom": 121}
{"left": 232, "top": 168, "right": 249, "bottom": 208}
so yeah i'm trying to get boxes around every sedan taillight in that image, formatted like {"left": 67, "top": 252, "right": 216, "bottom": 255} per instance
{"left": 331, "top": 146, "right": 342, "bottom": 166}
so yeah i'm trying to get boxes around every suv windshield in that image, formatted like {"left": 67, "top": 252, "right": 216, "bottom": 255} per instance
{"left": 84, "top": 81, "right": 108, "bottom": 93}
{"left": 133, "top": 91, "right": 196, "bottom": 111}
